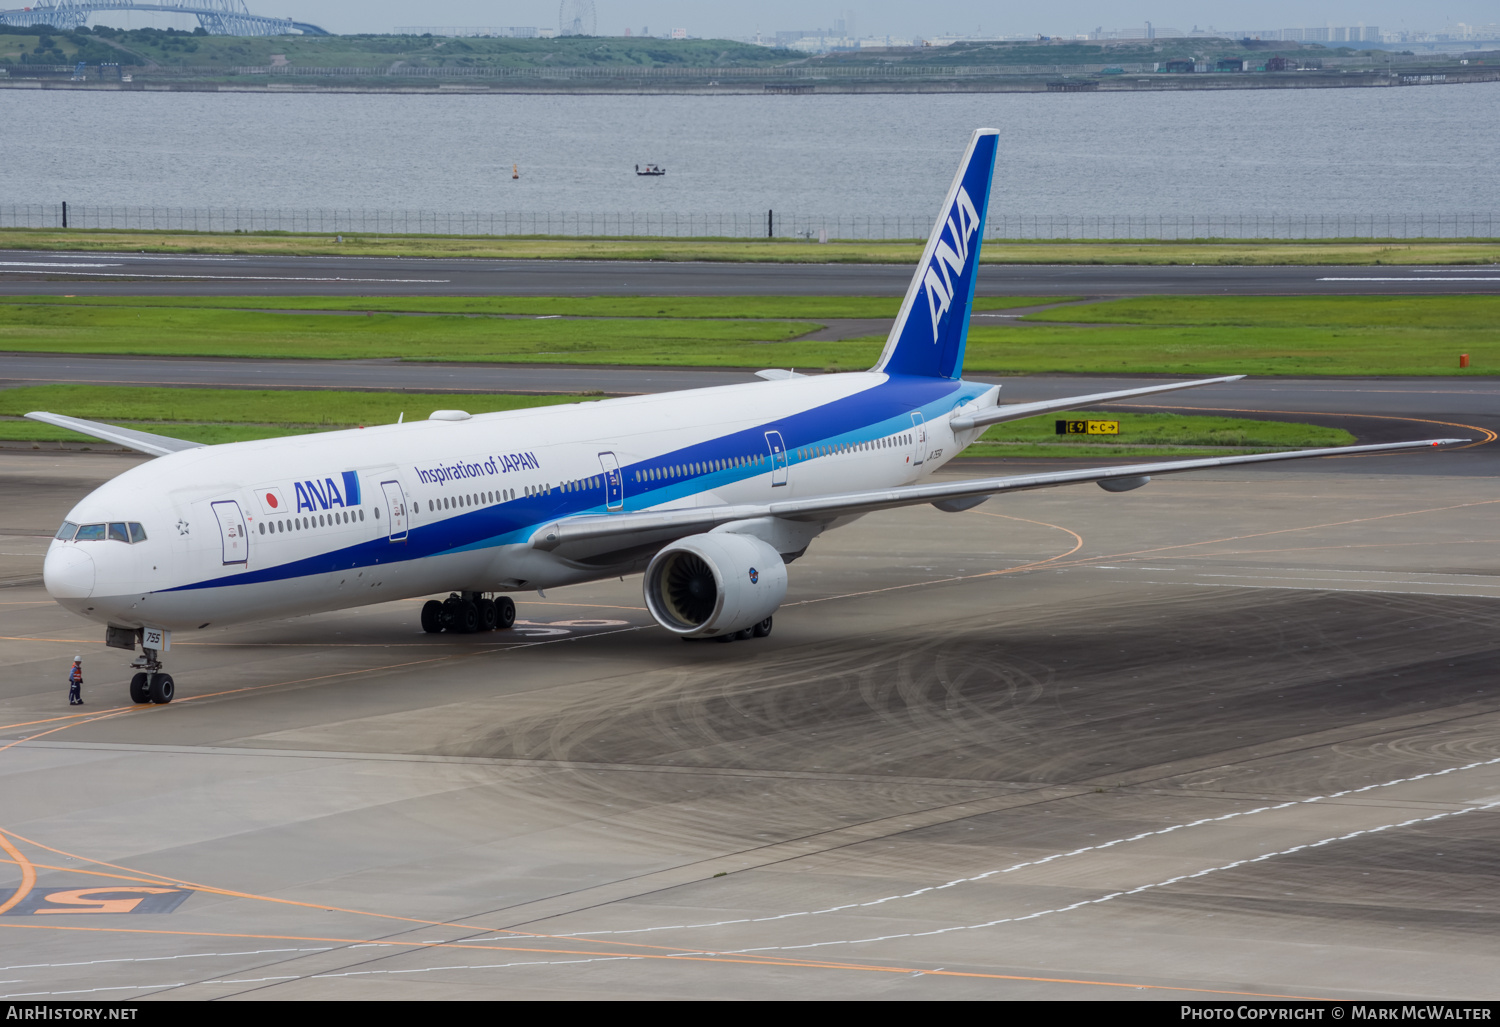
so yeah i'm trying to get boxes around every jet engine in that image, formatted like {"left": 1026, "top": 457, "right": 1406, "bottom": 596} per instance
{"left": 643, "top": 533, "right": 787, "bottom": 638}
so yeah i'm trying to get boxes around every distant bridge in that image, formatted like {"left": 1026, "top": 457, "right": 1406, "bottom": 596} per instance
{"left": 0, "top": 0, "right": 327, "bottom": 36}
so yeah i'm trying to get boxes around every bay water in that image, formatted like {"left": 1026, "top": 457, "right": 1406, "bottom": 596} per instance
{"left": 2, "top": 84, "right": 1497, "bottom": 218}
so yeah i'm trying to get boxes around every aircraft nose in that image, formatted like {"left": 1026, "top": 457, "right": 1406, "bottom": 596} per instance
{"left": 44, "top": 545, "right": 95, "bottom": 599}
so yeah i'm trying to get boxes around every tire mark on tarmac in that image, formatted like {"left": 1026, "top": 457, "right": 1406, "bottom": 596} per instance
{"left": 538, "top": 750, "right": 1500, "bottom": 938}
{"left": 720, "top": 798, "right": 1500, "bottom": 958}
{"left": 0, "top": 501, "right": 1487, "bottom": 992}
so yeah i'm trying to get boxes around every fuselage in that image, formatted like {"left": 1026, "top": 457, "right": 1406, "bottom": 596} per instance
{"left": 44, "top": 372, "right": 997, "bottom": 634}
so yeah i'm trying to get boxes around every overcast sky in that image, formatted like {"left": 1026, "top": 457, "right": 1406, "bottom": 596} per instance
{"left": 267, "top": 2, "right": 1495, "bottom": 38}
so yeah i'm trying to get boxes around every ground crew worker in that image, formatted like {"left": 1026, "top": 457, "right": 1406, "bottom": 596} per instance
{"left": 68, "top": 656, "right": 83, "bottom": 706}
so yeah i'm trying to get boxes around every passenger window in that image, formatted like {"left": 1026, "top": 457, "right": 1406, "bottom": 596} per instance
{"left": 108, "top": 523, "right": 130, "bottom": 543}
{"left": 55, "top": 521, "right": 78, "bottom": 541}
{"left": 129, "top": 523, "right": 147, "bottom": 543}
{"left": 75, "top": 524, "right": 106, "bottom": 541}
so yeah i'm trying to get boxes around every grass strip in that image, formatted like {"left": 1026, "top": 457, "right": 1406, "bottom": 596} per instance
{"left": 0, "top": 295, "right": 1052, "bottom": 319}
{"left": 0, "top": 304, "right": 820, "bottom": 363}
{"left": 1022, "top": 295, "right": 1500, "bottom": 330}
{"left": 1, "top": 228, "right": 1497, "bottom": 265}
{"left": 1, "top": 388, "right": 1351, "bottom": 463}
{"left": 973, "top": 409, "right": 1352, "bottom": 455}
{"left": 2, "top": 295, "right": 1494, "bottom": 374}
{"left": 961, "top": 326, "right": 1499, "bottom": 376}
{"left": 955, "top": 294, "right": 1500, "bottom": 375}
{"left": 0, "top": 386, "right": 596, "bottom": 444}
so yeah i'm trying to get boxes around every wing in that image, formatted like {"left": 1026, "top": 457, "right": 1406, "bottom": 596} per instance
{"left": 24, "top": 412, "right": 204, "bottom": 458}
{"left": 950, "top": 375, "right": 1245, "bottom": 431}
{"left": 530, "top": 438, "right": 1465, "bottom": 558}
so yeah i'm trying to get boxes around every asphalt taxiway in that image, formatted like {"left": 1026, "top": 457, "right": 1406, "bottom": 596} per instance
{"left": 2, "top": 448, "right": 1498, "bottom": 999}
{"left": 2, "top": 251, "right": 1499, "bottom": 297}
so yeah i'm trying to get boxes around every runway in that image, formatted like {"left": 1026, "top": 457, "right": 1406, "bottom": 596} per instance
{"left": 2, "top": 451, "right": 1499, "bottom": 999}
{"left": 3, "top": 250, "right": 1500, "bottom": 297}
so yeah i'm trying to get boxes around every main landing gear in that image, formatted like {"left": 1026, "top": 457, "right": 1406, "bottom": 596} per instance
{"left": 711, "top": 616, "right": 774, "bottom": 643}
{"left": 127, "top": 648, "right": 174, "bottom": 705}
{"left": 421, "top": 592, "right": 517, "bottom": 635}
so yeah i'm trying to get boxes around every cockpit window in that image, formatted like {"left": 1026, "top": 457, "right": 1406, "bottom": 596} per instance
{"left": 69, "top": 522, "right": 148, "bottom": 543}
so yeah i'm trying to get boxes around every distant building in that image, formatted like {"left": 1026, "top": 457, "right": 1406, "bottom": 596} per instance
{"left": 1084, "top": 23, "right": 1380, "bottom": 42}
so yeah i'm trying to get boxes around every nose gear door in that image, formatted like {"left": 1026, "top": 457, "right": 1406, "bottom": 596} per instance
{"left": 598, "top": 452, "right": 624, "bottom": 511}
{"left": 764, "top": 430, "right": 788, "bottom": 487}
{"left": 380, "top": 480, "right": 409, "bottom": 541}
{"left": 210, "top": 500, "right": 248, "bottom": 566}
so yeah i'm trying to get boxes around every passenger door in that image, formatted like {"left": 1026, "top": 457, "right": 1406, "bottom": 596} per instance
{"left": 210, "top": 500, "right": 248, "bottom": 566}
{"left": 910, "top": 413, "right": 927, "bottom": 467}
{"left": 764, "top": 430, "right": 788, "bottom": 487}
{"left": 598, "top": 452, "right": 624, "bottom": 511}
{"left": 380, "top": 480, "right": 409, "bottom": 541}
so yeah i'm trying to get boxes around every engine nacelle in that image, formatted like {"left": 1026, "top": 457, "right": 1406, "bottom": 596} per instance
{"left": 643, "top": 533, "right": 788, "bottom": 638}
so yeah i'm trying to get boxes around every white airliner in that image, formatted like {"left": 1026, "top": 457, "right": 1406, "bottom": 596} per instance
{"left": 32, "top": 128, "right": 1461, "bottom": 705}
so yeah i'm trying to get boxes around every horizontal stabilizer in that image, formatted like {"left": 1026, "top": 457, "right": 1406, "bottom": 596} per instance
{"left": 950, "top": 375, "right": 1246, "bottom": 431}
{"left": 754, "top": 369, "right": 808, "bottom": 381}
{"left": 25, "top": 412, "right": 204, "bottom": 458}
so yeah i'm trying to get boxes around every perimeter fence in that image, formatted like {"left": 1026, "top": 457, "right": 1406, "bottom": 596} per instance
{"left": 3, "top": 204, "right": 1498, "bottom": 240}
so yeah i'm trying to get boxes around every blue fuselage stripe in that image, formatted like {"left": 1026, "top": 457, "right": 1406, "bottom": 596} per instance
{"left": 164, "top": 376, "right": 982, "bottom": 593}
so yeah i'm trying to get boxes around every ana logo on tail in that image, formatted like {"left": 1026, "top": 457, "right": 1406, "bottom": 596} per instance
{"left": 922, "top": 186, "right": 981, "bottom": 342}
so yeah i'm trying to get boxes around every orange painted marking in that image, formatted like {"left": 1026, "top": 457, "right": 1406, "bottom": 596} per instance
{"left": 790, "top": 512, "right": 1085, "bottom": 607}
{"left": 1, "top": 857, "right": 200, "bottom": 891}
{"left": 33, "top": 886, "right": 179, "bottom": 914}
{"left": 1109, "top": 401, "right": 1497, "bottom": 450}
{"left": 1042, "top": 497, "right": 1500, "bottom": 573}
{"left": 0, "top": 709, "right": 136, "bottom": 756}
{"left": 969, "top": 510, "right": 1086, "bottom": 568}
{"left": 0, "top": 491, "right": 1430, "bottom": 995}
{"left": 0, "top": 828, "right": 36, "bottom": 917}
{"left": 0, "top": 921, "right": 1329, "bottom": 999}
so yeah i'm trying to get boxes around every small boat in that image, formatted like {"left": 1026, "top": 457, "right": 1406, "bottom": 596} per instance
{"left": 635, "top": 163, "right": 666, "bottom": 177}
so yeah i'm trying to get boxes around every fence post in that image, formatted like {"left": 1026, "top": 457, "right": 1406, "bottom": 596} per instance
{"left": 61, "top": 201, "right": 67, "bottom": 229}
{"left": 767, "top": 209, "right": 773, "bottom": 239}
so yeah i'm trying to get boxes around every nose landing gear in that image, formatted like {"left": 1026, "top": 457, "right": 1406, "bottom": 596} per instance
{"left": 421, "top": 593, "right": 517, "bottom": 635}
{"left": 127, "top": 648, "right": 174, "bottom": 704}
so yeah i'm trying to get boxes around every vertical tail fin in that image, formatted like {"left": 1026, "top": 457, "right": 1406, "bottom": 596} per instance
{"left": 872, "top": 129, "right": 999, "bottom": 380}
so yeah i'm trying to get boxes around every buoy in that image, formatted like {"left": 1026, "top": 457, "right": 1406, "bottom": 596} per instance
{"left": 512, "top": 163, "right": 519, "bottom": 180}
